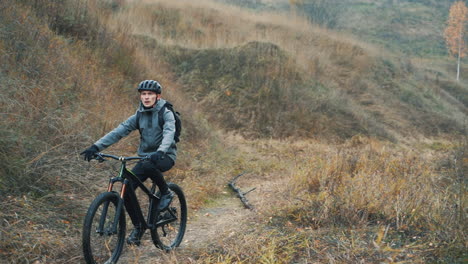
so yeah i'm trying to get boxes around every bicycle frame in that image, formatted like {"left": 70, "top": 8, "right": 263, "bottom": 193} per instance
{"left": 83, "top": 152, "right": 186, "bottom": 264}
{"left": 96, "top": 153, "right": 162, "bottom": 235}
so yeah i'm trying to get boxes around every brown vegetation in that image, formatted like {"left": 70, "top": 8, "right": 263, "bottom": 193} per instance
{"left": 174, "top": 135, "right": 466, "bottom": 263}
{"left": 0, "top": 0, "right": 466, "bottom": 263}
{"left": 119, "top": 0, "right": 467, "bottom": 140}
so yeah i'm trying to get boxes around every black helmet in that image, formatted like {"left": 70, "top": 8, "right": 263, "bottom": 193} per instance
{"left": 137, "top": 80, "right": 162, "bottom": 94}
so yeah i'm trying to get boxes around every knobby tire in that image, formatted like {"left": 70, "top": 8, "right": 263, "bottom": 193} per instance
{"left": 151, "top": 183, "right": 187, "bottom": 251}
{"left": 82, "top": 192, "right": 126, "bottom": 264}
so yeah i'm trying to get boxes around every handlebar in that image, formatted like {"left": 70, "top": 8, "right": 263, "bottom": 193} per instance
{"left": 94, "top": 153, "right": 148, "bottom": 162}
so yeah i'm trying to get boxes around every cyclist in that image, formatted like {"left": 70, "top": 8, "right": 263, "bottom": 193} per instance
{"left": 81, "top": 80, "right": 176, "bottom": 246}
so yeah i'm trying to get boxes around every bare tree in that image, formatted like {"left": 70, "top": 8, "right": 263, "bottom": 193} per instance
{"left": 444, "top": 1, "right": 468, "bottom": 81}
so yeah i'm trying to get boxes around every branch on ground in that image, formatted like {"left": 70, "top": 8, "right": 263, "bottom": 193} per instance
{"left": 228, "top": 173, "right": 255, "bottom": 210}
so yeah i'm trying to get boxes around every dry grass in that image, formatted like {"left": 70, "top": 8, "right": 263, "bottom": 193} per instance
{"left": 185, "top": 135, "right": 467, "bottom": 263}
{"left": 1, "top": 0, "right": 467, "bottom": 263}
{"left": 119, "top": 0, "right": 378, "bottom": 118}
{"left": 0, "top": 194, "right": 84, "bottom": 262}
{"left": 114, "top": 0, "right": 467, "bottom": 141}
{"left": 122, "top": 0, "right": 376, "bottom": 80}
{"left": 286, "top": 136, "right": 462, "bottom": 229}
{"left": 0, "top": 0, "right": 142, "bottom": 261}
{"left": 0, "top": 1, "right": 229, "bottom": 261}
{"left": 114, "top": 8, "right": 375, "bottom": 138}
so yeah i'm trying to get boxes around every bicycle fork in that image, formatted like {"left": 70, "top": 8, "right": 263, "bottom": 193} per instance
{"left": 96, "top": 178, "right": 126, "bottom": 235}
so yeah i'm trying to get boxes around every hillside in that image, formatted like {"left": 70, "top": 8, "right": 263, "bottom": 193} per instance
{"left": 121, "top": 0, "right": 467, "bottom": 140}
{"left": 219, "top": 0, "right": 455, "bottom": 55}
{"left": 0, "top": 0, "right": 466, "bottom": 263}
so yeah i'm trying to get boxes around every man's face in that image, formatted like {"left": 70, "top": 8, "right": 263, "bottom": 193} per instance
{"left": 140, "top": 91, "right": 159, "bottom": 108}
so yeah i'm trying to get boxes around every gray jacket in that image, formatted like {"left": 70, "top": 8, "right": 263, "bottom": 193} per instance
{"left": 94, "top": 99, "right": 177, "bottom": 161}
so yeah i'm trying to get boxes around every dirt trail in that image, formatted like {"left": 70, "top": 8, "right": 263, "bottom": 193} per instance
{"left": 119, "top": 194, "right": 254, "bottom": 263}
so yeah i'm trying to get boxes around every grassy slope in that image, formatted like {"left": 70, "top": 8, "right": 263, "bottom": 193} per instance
{"left": 219, "top": 0, "right": 454, "bottom": 56}
{"left": 0, "top": 1, "right": 145, "bottom": 261}
{"left": 101, "top": 1, "right": 468, "bottom": 262}
{"left": 330, "top": 0, "right": 458, "bottom": 58}
{"left": 217, "top": 0, "right": 467, "bottom": 114}
{"left": 124, "top": 0, "right": 466, "bottom": 141}
{"left": 0, "top": 0, "right": 466, "bottom": 263}
{"left": 0, "top": 1, "right": 240, "bottom": 262}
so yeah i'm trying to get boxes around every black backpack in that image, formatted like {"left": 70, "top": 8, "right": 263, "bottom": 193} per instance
{"left": 136, "top": 102, "right": 182, "bottom": 143}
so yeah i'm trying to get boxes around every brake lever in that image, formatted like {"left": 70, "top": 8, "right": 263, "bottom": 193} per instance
{"left": 94, "top": 153, "right": 106, "bottom": 163}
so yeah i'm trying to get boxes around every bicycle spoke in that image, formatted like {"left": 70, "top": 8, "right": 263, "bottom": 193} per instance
{"left": 91, "top": 204, "right": 118, "bottom": 261}
{"left": 151, "top": 183, "right": 187, "bottom": 250}
{"left": 83, "top": 192, "right": 125, "bottom": 264}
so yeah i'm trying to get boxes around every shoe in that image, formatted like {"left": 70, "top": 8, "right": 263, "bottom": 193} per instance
{"left": 157, "top": 190, "right": 174, "bottom": 211}
{"left": 127, "top": 226, "right": 145, "bottom": 246}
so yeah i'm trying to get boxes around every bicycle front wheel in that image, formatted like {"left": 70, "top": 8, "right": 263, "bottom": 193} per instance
{"left": 82, "top": 192, "right": 126, "bottom": 264}
{"left": 151, "top": 183, "right": 187, "bottom": 251}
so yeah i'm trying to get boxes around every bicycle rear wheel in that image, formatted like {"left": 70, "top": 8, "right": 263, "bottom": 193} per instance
{"left": 82, "top": 192, "right": 126, "bottom": 264}
{"left": 151, "top": 183, "right": 187, "bottom": 251}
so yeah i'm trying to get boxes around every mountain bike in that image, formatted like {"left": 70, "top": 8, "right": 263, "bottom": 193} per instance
{"left": 82, "top": 153, "right": 187, "bottom": 264}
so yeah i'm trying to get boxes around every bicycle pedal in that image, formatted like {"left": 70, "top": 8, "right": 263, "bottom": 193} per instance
{"left": 126, "top": 239, "right": 141, "bottom": 246}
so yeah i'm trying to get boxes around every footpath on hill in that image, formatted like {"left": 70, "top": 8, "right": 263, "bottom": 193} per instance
{"left": 103, "top": 135, "right": 290, "bottom": 263}
{"left": 119, "top": 189, "right": 257, "bottom": 263}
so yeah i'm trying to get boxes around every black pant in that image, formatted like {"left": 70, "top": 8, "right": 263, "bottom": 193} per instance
{"left": 124, "top": 155, "right": 174, "bottom": 227}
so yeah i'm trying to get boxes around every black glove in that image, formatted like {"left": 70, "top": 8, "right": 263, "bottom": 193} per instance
{"left": 80, "top": 144, "right": 99, "bottom": 162}
{"left": 150, "top": 151, "right": 165, "bottom": 164}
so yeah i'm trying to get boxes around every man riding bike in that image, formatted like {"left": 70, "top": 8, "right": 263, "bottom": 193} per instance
{"left": 81, "top": 80, "right": 177, "bottom": 246}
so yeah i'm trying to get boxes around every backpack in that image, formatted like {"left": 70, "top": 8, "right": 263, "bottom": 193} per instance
{"left": 136, "top": 102, "right": 182, "bottom": 143}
